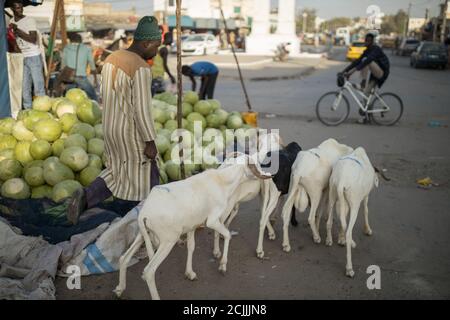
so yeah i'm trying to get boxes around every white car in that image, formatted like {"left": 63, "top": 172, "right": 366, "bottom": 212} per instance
{"left": 181, "top": 34, "right": 220, "bottom": 56}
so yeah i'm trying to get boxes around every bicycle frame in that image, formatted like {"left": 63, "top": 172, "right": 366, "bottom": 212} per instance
{"left": 333, "top": 80, "right": 390, "bottom": 114}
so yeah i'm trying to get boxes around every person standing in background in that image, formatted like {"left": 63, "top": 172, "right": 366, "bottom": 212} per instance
{"left": 9, "top": 0, "right": 45, "bottom": 109}
{"left": 151, "top": 36, "right": 175, "bottom": 96}
{"left": 61, "top": 33, "right": 98, "bottom": 100}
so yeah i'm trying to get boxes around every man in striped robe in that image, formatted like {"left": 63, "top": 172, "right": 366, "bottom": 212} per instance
{"left": 67, "top": 16, "right": 162, "bottom": 224}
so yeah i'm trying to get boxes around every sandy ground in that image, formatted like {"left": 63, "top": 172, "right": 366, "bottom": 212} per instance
{"left": 55, "top": 48, "right": 450, "bottom": 300}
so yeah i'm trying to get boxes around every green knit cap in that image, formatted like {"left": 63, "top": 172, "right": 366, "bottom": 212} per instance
{"left": 134, "top": 16, "right": 162, "bottom": 41}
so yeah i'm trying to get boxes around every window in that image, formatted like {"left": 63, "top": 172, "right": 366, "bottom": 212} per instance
{"left": 169, "top": 0, "right": 174, "bottom": 7}
{"left": 234, "top": 6, "right": 241, "bottom": 14}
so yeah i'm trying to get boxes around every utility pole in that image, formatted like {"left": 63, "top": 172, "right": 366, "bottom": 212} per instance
{"left": 425, "top": 8, "right": 429, "bottom": 21}
{"left": 441, "top": 0, "right": 448, "bottom": 42}
{"left": 404, "top": 2, "right": 412, "bottom": 38}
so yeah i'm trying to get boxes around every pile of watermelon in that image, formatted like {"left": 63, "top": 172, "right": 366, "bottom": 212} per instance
{"left": 0, "top": 88, "right": 104, "bottom": 202}
{"left": 152, "top": 91, "right": 256, "bottom": 182}
{"left": 0, "top": 89, "right": 256, "bottom": 202}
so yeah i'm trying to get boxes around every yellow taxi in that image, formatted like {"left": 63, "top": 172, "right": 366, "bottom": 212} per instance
{"left": 346, "top": 41, "right": 366, "bottom": 61}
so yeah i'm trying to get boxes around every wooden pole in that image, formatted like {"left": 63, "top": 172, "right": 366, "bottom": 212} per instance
{"left": 176, "top": 0, "right": 185, "bottom": 179}
{"left": 45, "top": 0, "right": 60, "bottom": 91}
{"left": 218, "top": 0, "right": 252, "bottom": 112}
{"left": 58, "top": 0, "right": 68, "bottom": 47}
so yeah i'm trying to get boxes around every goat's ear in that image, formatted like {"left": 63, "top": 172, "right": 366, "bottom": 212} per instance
{"left": 374, "top": 175, "right": 379, "bottom": 188}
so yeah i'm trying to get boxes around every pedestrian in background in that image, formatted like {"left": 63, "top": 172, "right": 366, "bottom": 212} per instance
{"left": 61, "top": 33, "right": 98, "bottom": 100}
{"left": 9, "top": 0, "right": 45, "bottom": 109}
{"left": 182, "top": 61, "right": 219, "bottom": 99}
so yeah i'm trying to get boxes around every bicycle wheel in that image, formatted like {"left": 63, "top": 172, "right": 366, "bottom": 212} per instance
{"left": 369, "top": 92, "right": 404, "bottom": 126}
{"left": 316, "top": 91, "right": 350, "bottom": 126}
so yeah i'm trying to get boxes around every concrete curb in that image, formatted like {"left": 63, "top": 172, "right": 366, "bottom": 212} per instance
{"left": 220, "top": 66, "right": 317, "bottom": 81}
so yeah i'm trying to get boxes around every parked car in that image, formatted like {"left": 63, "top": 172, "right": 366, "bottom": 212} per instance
{"left": 346, "top": 41, "right": 366, "bottom": 61}
{"left": 397, "top": 38, "right": 420, "bottom": 56}
{"left": 181, "top": 33, "right": 220, "bottom": 55}
{"left": 170, "top": 34, "right": 188, "bottom": 54}
{"left": 410, "top": 41, "right": 448, "bottom": 69}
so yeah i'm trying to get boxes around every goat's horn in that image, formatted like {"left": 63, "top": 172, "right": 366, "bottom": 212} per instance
{"left": 248, "top": 163, "right": 272, "bottom": 180}
{"left": 373, "top": 166, "right": 391, "bottom": 181}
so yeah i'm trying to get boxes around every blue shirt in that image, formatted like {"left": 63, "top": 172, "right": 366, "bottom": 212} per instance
{"left": 190, "top": 61, "right": 218, "bottom": 76}
{"left": 62, "top": 43, "right": 96, "bottom": 77}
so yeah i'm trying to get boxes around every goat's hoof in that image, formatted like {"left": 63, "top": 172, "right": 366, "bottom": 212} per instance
{"left": 256, "top": 250, "right": 265, "bottom": 259}
{"left": 325, "top": 238, "right": 333, "bottom": 246}
{"left": 364, "top": 228, "right": 373, "bottom": 236}
{"left": 351, "top": 240, "right": 356, "bottom": 248}
{"left": 185, "top": 271, "right": 198, "bottom": 281}
{"left": 213, "top": 251, "right": 222, "bottom": 259}
{"left": 268, "top": 233, "right": 276, "bottom": 241}
{"left": 338, "top": 238, "right": 345, "bottom": 246}
{"left": 313, "top": 236, "right": 321, "bottom": 244}
{"left": 218, "top": 264, "right": 227, "bottom": 274}
{"left": 346, "top": 269, "right": 355, "bottom": 278}
{"left": 113, "top": 287, "right": 123, "bottom": 298}
{"left": 282, "top": 244, "right": 291, "bottom": 252}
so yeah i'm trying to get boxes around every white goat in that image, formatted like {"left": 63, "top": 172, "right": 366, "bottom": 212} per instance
{"left": 325, "top": 147, "right": 379, "bottom": 277}
{"left": 281, "top": 138, "right": 353, "bottom": 251}
{"left": 114, "top": 154, "right": 272, "bottom": 300}
{"left": 213, "top": 131, "right": 285, "bottom": 259}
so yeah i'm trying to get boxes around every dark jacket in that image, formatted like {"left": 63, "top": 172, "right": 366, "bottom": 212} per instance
{"left": 345, "top": 44, "right": 390, "bottom": 87}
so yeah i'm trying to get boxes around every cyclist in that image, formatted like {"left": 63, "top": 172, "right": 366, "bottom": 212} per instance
{"left": 342, "top": 33, "right": 390, "bottom": 123}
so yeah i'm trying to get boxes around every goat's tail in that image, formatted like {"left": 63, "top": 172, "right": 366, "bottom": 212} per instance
{"left": 337, "top": 184, "right": 349, "bottom": 222}
{"left": 138, "top": 216, "right": 155, "bottom": 260}
{"left": 290, "top": 176, "right": 309, "bottom": 226}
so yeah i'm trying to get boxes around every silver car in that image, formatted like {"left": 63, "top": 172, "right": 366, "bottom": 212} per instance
{"left": 181, "top": 34, "right": 220, "bottom": 56}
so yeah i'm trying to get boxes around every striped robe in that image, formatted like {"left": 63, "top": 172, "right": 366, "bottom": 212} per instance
{"left": 99, "top": 50, "right": 157, "bottom": 201}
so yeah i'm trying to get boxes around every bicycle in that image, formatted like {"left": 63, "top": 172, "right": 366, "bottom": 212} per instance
{"left": 316, "top": 73, "right": 404, "bottom": 126}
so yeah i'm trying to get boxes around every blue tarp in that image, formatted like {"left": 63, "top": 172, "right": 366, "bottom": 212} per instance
{"left": 1, "top": 0, "right": 12, "bottom": 118}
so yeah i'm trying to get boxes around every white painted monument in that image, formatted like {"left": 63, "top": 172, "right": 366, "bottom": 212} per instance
{"left": 246, "top": 0, "right": 300, "bottom": 55}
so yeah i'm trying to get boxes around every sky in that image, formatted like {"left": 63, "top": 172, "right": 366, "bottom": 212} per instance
{"left": 87, "top": 0, "right": 443, "bottom": 20}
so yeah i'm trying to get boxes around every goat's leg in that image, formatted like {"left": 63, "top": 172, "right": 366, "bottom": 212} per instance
{"left": 326, "top": 188, "right": 337, "bottom": 247}
{"left": 139, "top": 217, "right": 155, "bottom": 260}
{"left": 114, "top": 233, "right": 144, "bottom": 297}
{"left": 345, "top": 203, "right": 361, "bottom": 278}
{"left": 213, "top": 204, "right": 239, "bottom": 259}
{"left": 338, "top": 199, "right": 347, "bottom": 246}
{"left": 363, "top": 196, "right": 372, "bottom": 236}
{"left": 213, "top": 231, "right": 221, "bottom": 259}
{"left": 307, "top": 191, "right": 323, "bottom": 244}
{"left": 281, "top": 185, "right": 298, "bottom": 253}
{"left": 142, "top": 239, "right": 177, "bottom": 300}
{"left": 316, "top": 188, "right": 328, "bottom": 235}
{"left": 225, "top": 204, "right": 239, "bottom": 228}
{"left": 256, "top": 189, "right": 280, "bottom": 258}
{"left": 185, "top": 230, "right": 197, "bottom": 280}
{"left": 265, "top": 220, "right": 276, "bottom": 240}
{"left": 207, "top": 219, "right": 231, "bottom": 274}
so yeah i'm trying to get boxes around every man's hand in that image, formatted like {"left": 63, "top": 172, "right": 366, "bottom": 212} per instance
{"left": 343, "top": 69, "right": 355, "bottom": 79}
{"left": 10, "top": 23, "right": 18, "bottom": 33}
{"left": 144, "top": 140, "right": 157, "bottom": 160}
